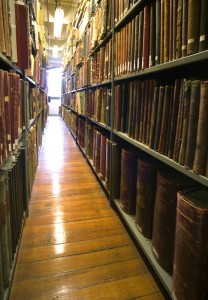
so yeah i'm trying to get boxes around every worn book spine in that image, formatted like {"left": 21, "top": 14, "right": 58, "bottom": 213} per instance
{"left": 184, "top": 80, "right": 201, "bottom": 169}
{"left": 164, "top": 86, "right": 174, "bottom": 155}
{"left": 142, "top": 80, "right": 150, "bottom": 145}
{"left": 134, "top": 15, "right": 139, "bottom": 71}
{"left": 138, "top": 10, "right": 144, "bottom": 70}
{"left": 149, "top": 86, "right": 159, "bottom": 149}
{"left": 135, "top": 158, "right": 157, "bottom": 238}
{"left": 176, "top": 0, "right": 182, "bottom": 59}
{"left": 4, "top": 72, "right": 12, "bottom": 156}
{"left": 178, "top": 80, "right": 191, "bottom": 165}
{"left": 172, "top": 189, "right": 208, "bottom": 300}
{"left": 158, "top": 86, "right": 172, "bottom": 154}
{"left": 193, "top": 81, "right": 208, "bottom": 175}
{"left": 172, "top": 0, "right": 178, "bottom": 60}
{"left": 2, "top": 0, "right": 11, "bottom": 57}
{"left": 8, "top": 0, "right": 18, "bottom": 62}
{"left": 121, "top": 84, "right": 128, "bottom": 133}
{"left": 120, "top": 148, "right": 138, "bottom": 215}
{"left": 187, "top": 0, "right": 201, "bottom": 55}
{"left": 155, "top": 0, "right": 161, "bottom": 65}
{"left": 149, "top": 2, "right": 156, "bottom": 67}
{"left": 168, "top": 0, "right": 173, "bottom": 61}
{"left": 135, "top": 81, "right": 141, "bottom": 141}
{"left": 127, "top": 81, "right": 134, "bottom": 138}
{"left": 199, "top": 0, "right": 208, "bottom": 52}
{"left": 164, "top": 0, "right": 170, "bottom": 63}
{"left": 181, "top": 0, "right": 188, "bottom": 57}
{"left": 153, "top": 86, "right": 164, "bottom": 151}
{"left": 142, "top": 5, "right": 150, "bottom": 69}
{"left": 0, "top": 0, "right": 6, "bottom": 53}
{"left": 152, "top": 169, "right": 193, "bottom": 273}
{"left": 160, "top": 0, "right": 164, "bottom": 64}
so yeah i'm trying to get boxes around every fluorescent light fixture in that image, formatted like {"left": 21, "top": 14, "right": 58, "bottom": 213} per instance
{"left": 54, "top": 7, "right": 64, "bottom": 38}
{"left": 53, "top": 45, "right": 59, "bottom": 57}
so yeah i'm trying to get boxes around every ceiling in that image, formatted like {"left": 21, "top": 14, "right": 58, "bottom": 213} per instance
{"left": 40, "top": 0, "right": 80, "bottom": 66}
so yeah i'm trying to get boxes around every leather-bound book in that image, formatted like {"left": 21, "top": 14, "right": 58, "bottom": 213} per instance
{"left": 178, "top": 79, "right": 191, "bottom": 165}
{"left": 146, "top": 81, "right": 156, "bottom": 145}
{"left": 160, "top": 0, "right": 164, "bottom": 64}
{"left": 133, "top": 15, "right": 139, "bottom": 71}
{"left": 164, "top": 86, "right": 174, "bottom": 155}
{"left": 168, "top": 0, "right": 173, "bottom": 61}
{"left": 184, "top": 80, "right": 200, "bottom": 169}
{"left": 139, "top": 81, "right": 145, "bottom": 142}
{"left": 153, "top": 86, "right": 164, "bottom": 151}
{"left": 110, "top": 142, "right": 121, "bottom": 199}
{"left": 130, "top": 18, "right": 135, "bottom": 73}
{"left": 149, "top": 86, "right": 159, "bottom": 149}
{"left": 2, "top": 0, "right": 11, "bottom": 57}
{"left": 121, "top": 84, "right": 128, "bottom": 133}
{"left": 176, "top": 0, "right": 182, "bottom": 59}
{"left": 8, "top": 0, "right": 18, "bottom": 63}
{"left": 172, "top": 189, "right": 208, "bottom": 300}
{"left": 152, "top": 169, "right": 193, "bottom": 273}
{"left": 168, "top": 79, "right": 181, "bottom": 158}
{"left": 127, "top": 81, "right": 134, "bottom": 138}
{"left": 173, "top": 80, "right": 185, "bottom": 162}
{"left": 0, "top": 0, "right": 6, "bottom": 53}
{"left": 181, "top": 0, "right": 188, "bottom": 57}
{"left": 199, "top": 0, "right": 208, "bottom": 52}
{"left": 142, "top": 80, "right": 150, "bottom": 145}
{"left": 138, "top": 10, "right": 144, "bottom": 71}
{"left": 193, "top": 81, "right": 208, "bottom": 175}
{"left": 142, "top": 5, "right": 150, "bottom": 69}
{"left": 105, "top": 138, "right": 111, "bottom": 191}
{"left": 120, "top": 148, "right": 138, "bottom": 215}
{"left": 94, "top": 130, "right": 101, "bottom": 173}
{"left": 187, "top": 0, "right": 201, "bottom": 55}
{"left": 164, "top": 0, "right": 170, "bottom": 63}
{"left": 135, "top": 157, "right": 157, "bottom": 238}
{"left": 15, "top": 2, "right": 30, "bottom": 70}
{"left": 155, "top": 0, "right": 161, "bottom": 65}
{"left": 99, "top": 134, "right": 107, "bottom": 181}
{"left": 3, "top": 71, "right": 12, "bottom": 156}
{"left": 172, "top": 0, "right": 178, "bottom": 60}
{"left": 135, "top": 81, "right": 141, "bottom": 141}
{"left": 158, "top": 85, "right": 172, "bottom": 154}
{"left": 149, "top": 2, "right": 156, "bottom": 67}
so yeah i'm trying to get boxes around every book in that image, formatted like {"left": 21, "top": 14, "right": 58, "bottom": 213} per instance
{"left": 160, "top": 0, "right": 164, "bottom": 64}
{"left": 187, "top": 0, "right": 201, "bottom": 55}
{"left": 178, "top": 79, "right": 191, "bottom": 165}
{"left": 164, "top": 0, "right": 170, "bottom": 63}
{"left": 2, "top": 0, "right": 11, "bottom": 57}
{"left": 149, "top": 86, "right": 159, "bottom": 149}
{"left": 135, "top": 157, "right": 157, "bottom": 238}
{"left": 120, "top": 148, "right": 138, "bottom": 215}
{"left": 110, "top": 142, "right": 121, "bottom": 199}
{"left": 0, "top": 0, "right": 5, "bottom": 54}
{"left": 184, "top": 80, "right": 201, "bottom": 169}
{"left": 155, "top": 0, "right": 161, "bottom": 65}
{"left": 176, "top": 0, "right": 182, "bottom": 59}
{"left": 99, "top": 134, "right": 107, "bottom": 181}
{"left": 181, "top": 0, "right": 188, "bottom": 57}
{"left": 152, "top": 169, "right": 194, "bottom": 273}
{"left": 193, "top": 81, "right": 208, "bottom": 175}
{"left": 142, "top": 5, "right": 150, "bottom": 69}
{"left": 149, "top": 2, "right": 156, "bottom": 67}
{"left": 8, "top": 0, "right": 18, "bottom": 62}
{"left": 172, "top": 189, "right": 208, "bottom": 300}
{"left": 199, "top": 0, "right": 208, "bottom": 52}
{"left": 15, "top": 2, "right": 30, "bottom": 70}
{"left": 153, "top": 86, "right": 164, "bottom": 151}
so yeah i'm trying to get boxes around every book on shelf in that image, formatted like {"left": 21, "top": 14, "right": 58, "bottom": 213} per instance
{"left": 1, "top": 0, "right": 11, "bottom": 58}
{"left": 187, "top": 0, "right": 201, "bottom": 55}
{"left": 152, "top": 168, "right": 196, "bottom": 274}
{"left": 135, "top": 156, "right": 157, "bottom": 239}
{"left": 172, "top": 189, "right": 208, "bottom": 300}
{"left": 120, "top": 148, "right": 138, "bottom": 215}
{"left": 199, "top": 0, "right": 208, "bottom": 52}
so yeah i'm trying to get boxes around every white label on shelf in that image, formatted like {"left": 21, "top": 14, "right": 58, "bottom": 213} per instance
{"left": 188, "top": 38, "right": 194, "bottom": 44}
{"left": 200, "top": 35, "right": 205, "bottom": 42}
{"left": 15, "top": 139, "right": 18, "bottom": 146}
{"left": 182, "top": 45, "right": 187, "bottom": 50}
{"left": 5, "top": 96, "right": 9, "bottom": 102}
{"left": 9, "top": 144, "right": 12, "bottom": 153}
{"left": 152, "top": 245, "right": 159, "bottom": 259}
{"left": 7, "top": 134, "right": 11, "bottom": 141}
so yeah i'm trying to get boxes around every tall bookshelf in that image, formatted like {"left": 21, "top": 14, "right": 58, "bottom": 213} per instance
{"left": 62, "top": 1, "right": 208, "bottom": 299}
{"left": 0, "top": 0, "right": 48, "bottom": 298}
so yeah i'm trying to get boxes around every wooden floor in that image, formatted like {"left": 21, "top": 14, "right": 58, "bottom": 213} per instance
{"left": 9, "top": 116, "right": 165, "bottom": 299}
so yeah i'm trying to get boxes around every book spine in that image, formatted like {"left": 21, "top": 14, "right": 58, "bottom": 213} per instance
{"left": 187, "top": 0, "right": 201, "bottom": 55}
{"left": 199, "top": 0, "right": 208, "bottom": 52}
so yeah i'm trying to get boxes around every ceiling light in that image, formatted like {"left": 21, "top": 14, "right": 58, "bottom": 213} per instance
{"left": 54, "top": 6, "right": 64, "bottom": 38}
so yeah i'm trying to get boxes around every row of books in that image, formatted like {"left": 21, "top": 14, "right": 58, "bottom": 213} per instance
{"left": 62, "top": 108, "right": 77, "bottom": 140}
{"left": 114, "top": 78, "right": 208, "bottom": 178}
{"left": 0, "top": 70, "right": 24, "bottom": 167}
{"left": 119, "top": 147, "right": 208, "bottom": 300}
{"left": 114, "top": 0, "right": 208, "bottom": 76}
{"left": 0, "top": 148, "right": 27, "bottom": 296}
{"left": 114, "top": 0, "right": 138, "bottom": 23}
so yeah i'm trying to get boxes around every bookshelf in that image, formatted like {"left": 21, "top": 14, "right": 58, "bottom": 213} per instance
{"left": 61, "top": 0, "right": 208, "bottom": 299}
{"left": 0, "top": 0, "right": 48, "bottom": 298}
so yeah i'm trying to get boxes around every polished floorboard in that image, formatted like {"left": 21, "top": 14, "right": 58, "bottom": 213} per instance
{"left": 9, "top": 116, "right": 165, "bottom": 299}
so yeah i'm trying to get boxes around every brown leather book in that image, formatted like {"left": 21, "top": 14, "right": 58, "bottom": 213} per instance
{"left": 164, "top": 86, "right": 174, "bottom": 155}
{"left": 127, "top": 81, "right": 134, "bottom": 138}
{"left": 135, "top": 157, "right": 157, "bottom": 238}
{"left": 121, "top": 84, "right": 128, "bottom": 133}
{"left": 149, "top": 86, "right": 159, "bottom": 149}
{"left": 15, "top": 2, "right": 29, "bottom": 70}
{"left": 0, "top": 70, "right": 7, "bottom": 164}
{"left": 155, "top": 0, "right": 161, "bottom": 65}
{"left": 120, "top": 148, "right": 138, "bottom": 215}
{"left": 152, "top": 169, "right": 194, "bottom": 273}
{"left": 139, "top": 81, "right": 145, "bottom": 142}
{"left": 173, "top": 80, "right": 185, "bottom": 162}
{"left": 3, "top": 71, "right": 12, "bottom": 156}
{"left": 181, "top": 0, "right": 188, "bottom": 57}
{"left": 172, "top": 0, "right": 178, "bottom": 60}
{"left": 176, "top": 0, "right": 182, "bottom": 59}
{"left": 193, "top": 81, "right": 208, "bottom": 175}
{"left": 164, "top": 0, "right": 170, "bottom": 63}
{"left": 149, "top": 2, "right": 156, "bottom": 67}
{"left": 133, "top": 15, "right": 139, "bottom": 71}
{"left": 178, "top": 79, "right": 191, "bottom": 165}
{"left": 160, "top": 0, "right": 164, "bottom": 64}
{"left": 142, "top": 5, "right": 150, "bottom": 69}
{"left": 168, "top": 0, "right": 173, "bottom": 61}
{"left": 138, "top": 10, "right": 144, "bottom": 71}
{"left": 105, "top": 138, "right": 111, "bottom": 191}
{"left": 199, "top": 0, "right": 208, "bottom": 52}
{"left": 99, "top": 134, "right": 107, "bottom": 181}
{"left": 172, "top": 189, "right": 208, "bottom": 300}
{"left": 142, "top": 80, "right": 150, "bottom": 145}
{"left": 2, "top": 0, "right": 11, "bottom": 57}
{"left": 153, "top": 86, "right": 164, "bottom": 151}
{"left": 0, "top": 0, "right": 6, "bottom": 53}
{"left": 158, "top": 85, "right": 172, "bottom": 154}
{"left": 168, "top": 79, "right": 182, "bottom": 158}
{"left": 135, "top": 81, "right": 141, "bottom": 141}
{"left": 187, "top": 0, "right": 201, "bottom": 55}
{"left": 184, "top": 80, "right": 201, "bottom": 169}
{"left": 94, "top": 130, "right": 101, "bottom": 173}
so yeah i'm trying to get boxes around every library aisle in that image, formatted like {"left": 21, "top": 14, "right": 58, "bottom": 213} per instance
{"left": 9, "top": 116, "right": 165, "bottom": 300}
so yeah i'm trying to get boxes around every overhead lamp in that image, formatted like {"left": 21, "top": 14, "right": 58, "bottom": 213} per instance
{"left": 53, "top": 45, "right": 59, "bottom": 57}
{"left": 54, "top": 2, "right": 64, "bottom": 39}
